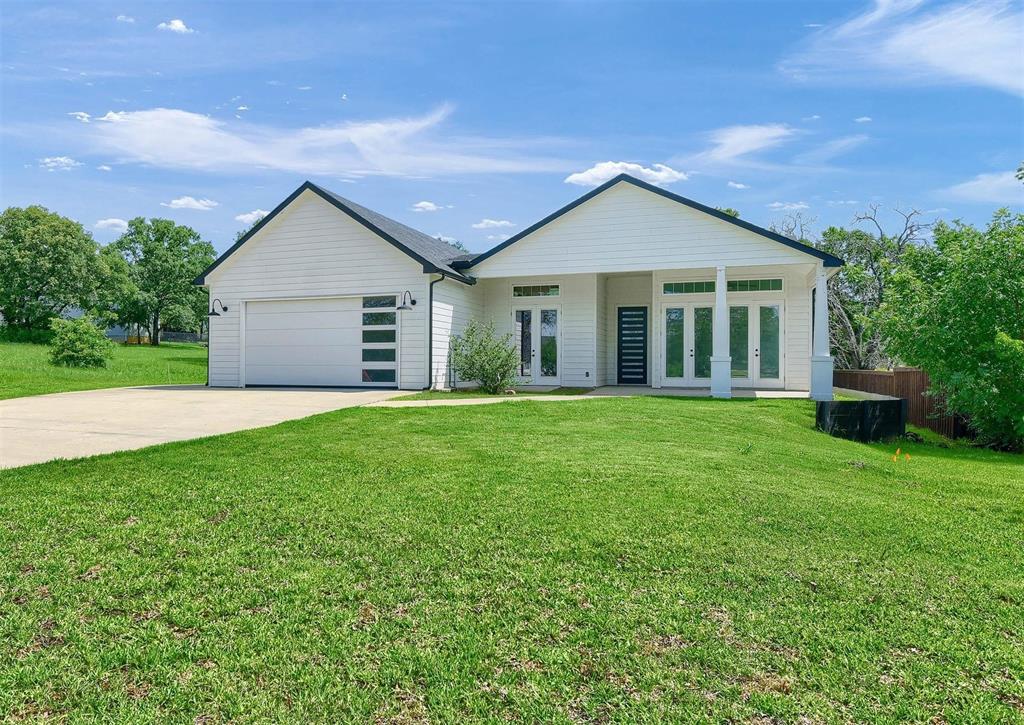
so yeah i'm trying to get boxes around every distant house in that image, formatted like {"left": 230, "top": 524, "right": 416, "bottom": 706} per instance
{"left": 194, "top": 174, "right": 842, "bottom": 398}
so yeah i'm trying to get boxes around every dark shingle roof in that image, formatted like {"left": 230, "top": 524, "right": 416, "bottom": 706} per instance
{"left": 194, "top": 181, "right": 475, "bottom": 285}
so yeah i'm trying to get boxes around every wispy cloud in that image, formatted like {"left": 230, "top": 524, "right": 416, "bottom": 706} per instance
{"left": 162, "top": 196, "right": 218, "bottom": 210}
{"left": 564, "top": 161, "right": 686, "bottom": 187}
{"left": 411, "top": 201, "right": 443, "bottom": 212}
{"left": 795, "top": 134, "right": 869, "bottom": 164}
{"left": 472, "top": 219, "right": 514, "bottom": 229}
{"left": 727, "top": 181, "right": 749, "bottom": 189}
{"left": 157, "top": 19, "right": 195, "bottom": 34}
{"left": 695, "top": 124, "right": 797, "bottom": 165}
{"left": 827, "top": 199, "right": 860, "bottom": 206}
{"left": 768, "top": 201, "right": 810, "bottom": 211}
{"left": 942, "top": 171, "right": 1022, "bottom": 205}
{"left": 39, "top": 156, "right": 81, "bottom": 171}
{"left": 486, "top": 233, "right": 510, "bottom": 241}
{"left": 780, "top": 0, "right": 1024, "bottom": 96}
{"left": 235, "top": 209, "right": 269, "bottom": 225}
{"left": 95, "top": 218, "right": 128, "bottom": 233}
{"left": 97, "top": 164, "right": 112, "bottom": 171}
{"left": 68, "top": 112, "right": 91, "bottom": 123}
{"left": 854, "top": 116, "right": 872, "bottom": 123}
{"left": 115, "top": 15, "right": 135, "bottom": 23}
{"left": 76, "top": 105, "right": 568, "bottom": 178}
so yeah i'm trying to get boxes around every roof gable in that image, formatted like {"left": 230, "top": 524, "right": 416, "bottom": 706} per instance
{"left": 460, "top": 174, "right": 843, "bottom": 271}
{"left": 194, "top": 181, "right": 474, "bottom": 285}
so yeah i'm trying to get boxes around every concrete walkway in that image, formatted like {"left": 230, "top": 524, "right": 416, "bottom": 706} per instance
{"left": 0, "top": 385, "right": 403, "bottom": 469}
{"left": 372, "top": 386, "right": 809, "bottom": 408}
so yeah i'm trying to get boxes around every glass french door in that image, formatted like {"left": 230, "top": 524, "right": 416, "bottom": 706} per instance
{"left": 727, "top": 302, "right": 784, "bottom": 387}
{"left": 513, "top": 307, "right": 560, "bottom": 384}
{"left": 662, "top": 304, "right": 714, "bottom": 386}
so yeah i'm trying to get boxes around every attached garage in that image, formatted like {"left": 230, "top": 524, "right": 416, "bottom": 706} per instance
{"left": 243, "top": 295, "right": 399, "bottom": 388}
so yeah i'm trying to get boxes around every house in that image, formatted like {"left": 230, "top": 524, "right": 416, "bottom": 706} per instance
{"left": 194, "top": 174, "right": 842, "bottom": 399}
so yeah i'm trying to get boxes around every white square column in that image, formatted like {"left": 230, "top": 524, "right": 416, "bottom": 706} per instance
{"left": 810, "top": 266, "right": 834, "bottom": 401}
{"left": 710, "top": 265, "right": 732, "bottom": 398}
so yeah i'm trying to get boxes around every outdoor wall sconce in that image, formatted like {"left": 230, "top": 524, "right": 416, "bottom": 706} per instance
{"left": 397, "top": 291, "right": 417, "bottom": 311}
{"left": 207, "top": 298, "right": 229, "bottom": 317}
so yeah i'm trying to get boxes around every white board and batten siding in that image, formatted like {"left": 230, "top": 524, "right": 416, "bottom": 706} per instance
{"left": 431, "top": 278, "right": 484, "bottom": 388}
{"left": 480, "top": 274, "right": 599, "bottom": 388}
{"left": 470, "top": 180, "right": 816, "bottom": 279}
{"left": 205, "top": 190, "right": 429, "bottom": 389}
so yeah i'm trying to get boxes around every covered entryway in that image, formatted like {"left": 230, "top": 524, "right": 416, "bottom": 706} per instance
{"left": 243, "top": 295, "right": 398, "bottom": 387}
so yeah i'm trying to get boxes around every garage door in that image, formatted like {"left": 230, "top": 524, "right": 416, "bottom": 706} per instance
{"left": 244, "top": 295, "right": 398, "bottom": 387}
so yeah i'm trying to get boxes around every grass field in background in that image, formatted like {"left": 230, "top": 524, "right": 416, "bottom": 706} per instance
{"left": 0, "top": 342, "right": 207, "bottom": 400}
{"left": 2, "top": 398, "right": 1022, "bottom": 722}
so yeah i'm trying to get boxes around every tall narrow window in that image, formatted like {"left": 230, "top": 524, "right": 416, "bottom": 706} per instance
{"left": 515, "top": 310, "right": 532, "bottom": 376}
{"left": 694, "top": 307, "right": 713, "bottom": 378}
{"left": 729, "top": 306, "right": 749, "bottom": 378}
{"left": 540, "top": 309, "right": 558, "bottom": 377}
{"left": 759, "top": 305, "right": 780, "bottom": 379}
{"left": 665, "top": 308, "right": 685, "bottom": 378}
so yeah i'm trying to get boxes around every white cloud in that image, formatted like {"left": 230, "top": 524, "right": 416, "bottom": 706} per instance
{"left": 727, "top": 181, "right": 749, "bottom": 189}
{"left": 236, "top": 105, "right": 249, "bottom": 111}
{"left": 161, "top": 196, "right": 218, "bottom": 210}
{"left": 827, "top": 199, "right": 859, "bottom": 206}
{"left": 781, "top": 0, "right": 1024, "bottom": 96}
{"left": 854, "top": 116, "right": 872, "bottom": 123}
{"left": 804, "top": 23, "right": 824, "bottom": 28}
{"left": 95, "top": 218, "right": 128, "bottom": 233}
{"left": 297, "top": 86, "right": 312, "bottom": 91}
{"left": 697, "top": 124, "right": 797, "bottom": 164}
{"left": 802, "top": 114, "right": 822, "bottom": 121}
{"left": 768, "top": 201, "right": 810, "bottom": 211}
{"left": 235, "top": 209, "right": 269, "bottom": 225}
{"left": 341, "top": 93, "right": 348, "bottom": 101}
{"left": 157, "top": 19, "right": 194, "bottom": 34}
{"left": 436, "top": 234, "right": 458, "bottom": 244}
{"left": 411, "top": 201, "right": 442, "bottom": 212}
{"left": 68, "top": 112, "right": 91, "bottom": 123}
{"left": 472, "top": 219, "right": 514, "bottom": 229}
{"left": 115, "top": 15, "right": 134, "bottom": 23}
{"left": 39, "top": 156, "right": 81, "bottom": 171}
{"left": 97, "top": 164, "right": 112, "bottom": 171}
{"left": 564, "top": 161, "right": 687, "bottom": 187}
{"left": 943, "top": 171, "right": 1022, "bottom": 205}
{"left": 795, "top": 134, "right": 869, "bottom": 164}
{"left": 79, "top": 105, "right": 567, "bottom": 177}
{"left": 486, "top": 233, "right": 510, "bottom": 241}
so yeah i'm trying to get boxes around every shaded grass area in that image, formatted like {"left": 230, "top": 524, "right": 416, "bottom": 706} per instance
{"left": 399, "top": 386, "right": 592, "bottom": 400}
{"left": 0, "top": 342, "right": 207, "bottom": 400}
{"left": 1, "top": 398, "right": 1022, "bottom": 722}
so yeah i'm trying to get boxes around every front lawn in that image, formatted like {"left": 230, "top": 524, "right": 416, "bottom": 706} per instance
{"left": 2, "top": 398, "right": 1021, "bottom": 722}
{"left": 0, "top": 342, "right": 207, "bottom": 400}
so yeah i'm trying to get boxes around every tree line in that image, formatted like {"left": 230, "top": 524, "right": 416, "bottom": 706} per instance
{"left": 0, "top": 206, "right": 215, "bottom": 345}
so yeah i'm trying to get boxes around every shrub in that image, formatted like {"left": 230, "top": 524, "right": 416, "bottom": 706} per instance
{"left": 881, "top": 210, "right": 1024, "bottom": 451}
{"left": 48, "top": 317, "right": 115, "bottom": 368}
{"left": 450, "top": 320, "right": 519, "bottom": 394}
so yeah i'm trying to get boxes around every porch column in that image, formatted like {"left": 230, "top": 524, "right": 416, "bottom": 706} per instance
{"left": 710, "top": 265, "right": 732, "bottom": 398}
{"left": 810, "top": 266, "right": 834, "bottom": 401}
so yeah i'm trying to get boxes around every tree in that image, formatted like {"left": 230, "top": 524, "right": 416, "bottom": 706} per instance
{"left": 0, "top": 206, "right": 101, "bottom": 331}
{"left": 816, "top": 205, "right": 929, "bottom": 370}
{"left": 110, "top": 218, "right": 215, "bottom": 345}
{"left": 881, "top": 210, "right": 1024, "bottom": 450}
{"left": 716, "top": 207, "right": 740, "bottom": 218}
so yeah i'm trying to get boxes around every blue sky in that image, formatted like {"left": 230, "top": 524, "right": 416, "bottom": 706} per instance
{"left": 2, "top": 0, "right": 1022, "bottom": 254}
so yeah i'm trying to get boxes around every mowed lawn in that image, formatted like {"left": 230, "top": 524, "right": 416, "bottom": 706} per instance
{"left": 0, "top": 342, "right": 207, "bottom": 400}
{"left": 1, "top": 398, "right": 1022, "bottom": 722}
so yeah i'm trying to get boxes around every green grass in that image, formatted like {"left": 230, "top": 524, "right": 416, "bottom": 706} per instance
{"left": 2, "top": 398, "right": 1022, "bottom": 722}
{"left": 0, "top": 342, "right": 207, "bottom": 400}
{"left": 399, "top": 386, "right": 592, "bottom": 400}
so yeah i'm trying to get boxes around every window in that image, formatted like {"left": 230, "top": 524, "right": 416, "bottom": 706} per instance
{"left": 362, "top": 369, "right": 396, "bottom": 383}
{"left": 362, "top": 295, "right": 397, "bottom": 308}
{"left": 512, "top": 284, "right": 559, "bottom": 297}
{"left": 727, "top": 278, "right": 782, "bottom": 292}
{"left": 729, "top": 306, "right": 749, "bottom": 378}
{"left": 363, "top": 329, "right": 396, "bottom": 344}
{"left": 663, "top": 281, "right": 715, "bottom": 294}
{"left": 362, "top": 348, "right": 396, "bottom": 362}
{"left": 664, "top": 308, "right": 685, "bottom": 377}
{"left": 362, "top": 312, "right": 396, "bottom": 326}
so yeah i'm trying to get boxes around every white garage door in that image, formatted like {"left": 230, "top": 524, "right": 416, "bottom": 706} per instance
{"left": 244, "top": 295, "right": 399, "bottom": 387}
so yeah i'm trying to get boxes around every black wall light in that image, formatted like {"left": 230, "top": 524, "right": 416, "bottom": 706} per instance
{"left": 397, "top": 291, "right": 417, "bottom": 310}
{"left": 208, "top": 298, "right": 229, "bottom": 316}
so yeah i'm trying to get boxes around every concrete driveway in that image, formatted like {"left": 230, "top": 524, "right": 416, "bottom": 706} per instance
{"left": 0, "top": 385, "right": 405, "bottom": 469}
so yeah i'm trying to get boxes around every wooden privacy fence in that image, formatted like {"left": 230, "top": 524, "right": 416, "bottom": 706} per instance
{"left": 833, "top": 367, "right": 971, "bottom": 438}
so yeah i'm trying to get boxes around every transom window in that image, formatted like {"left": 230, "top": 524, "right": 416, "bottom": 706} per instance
{"left": 663, "top": 281, "right": 715, "bottom": 294}
{"left": 513, "top": 284, "right": 559, "bottom": 297}
{"left": 363, "top": 295, "right": 397, "bottom": 308}
{"left": 727, "top": 278, "right": 782, "bottom": 292}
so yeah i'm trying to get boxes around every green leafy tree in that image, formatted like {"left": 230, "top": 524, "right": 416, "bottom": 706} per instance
{"left": 450, "top": 320, "right": 519, "bottom": 394}
{"left": 110, "top": 218, "right": 215, "bottom": 345}
{"left": 716, "top": 207, "right": 740, "bottom": 218}
{"left": 881, "top": 210, "right": 1024, "bottom": 450}
{"left": 48, "top": 316, "right": 114, "bottom": 368}
{"left": 0, "top": 206, "right": 101, "bottom": 331}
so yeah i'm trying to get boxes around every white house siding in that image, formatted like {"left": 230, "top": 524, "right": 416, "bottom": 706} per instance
{"left": 205, "top": 190, "right": 429, "bottom": 389}
{"left": 431, "top": 276, "right": 484, "bottom": 388}
{"left": 594, "top": 275, "right": 608, "bottom": 386}
{"left": 480, "top": 274, "right": 598, "bottom": 387}
{"left": 470, "top": 181, "right": 814, "bottom": 279}
{"left": 604, "top": 273, "right": 654, "bottom": 386}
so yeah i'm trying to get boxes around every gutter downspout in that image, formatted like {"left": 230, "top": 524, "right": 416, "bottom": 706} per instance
{"left": 426, "top": 273, "right": 447, "bottom": 390}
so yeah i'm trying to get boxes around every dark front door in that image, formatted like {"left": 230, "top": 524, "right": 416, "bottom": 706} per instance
{"left": 617, "top": 306, "right": 648, "bottom": 385}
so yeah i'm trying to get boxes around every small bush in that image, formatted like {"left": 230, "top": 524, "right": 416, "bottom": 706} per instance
{"left": 48, "top": 317, "right": 114, "bottom": 368}
{"left": 450, "top": 320, "right": 519, "bottom": 394}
